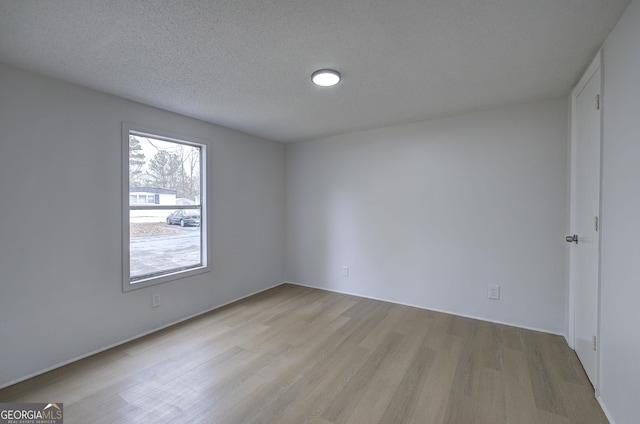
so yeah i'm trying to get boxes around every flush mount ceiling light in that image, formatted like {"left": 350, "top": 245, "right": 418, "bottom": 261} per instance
{"left": 311, "top": 69, "right": 341, "bottom": 87}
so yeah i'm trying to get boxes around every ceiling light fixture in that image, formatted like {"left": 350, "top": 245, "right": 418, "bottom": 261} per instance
{"left": 311, "top": 69, "right": 341, "bottom": 87}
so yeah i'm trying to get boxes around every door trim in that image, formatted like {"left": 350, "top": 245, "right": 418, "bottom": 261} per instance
{"left": 568, "top": 51, "right": 603, "bottom": 395}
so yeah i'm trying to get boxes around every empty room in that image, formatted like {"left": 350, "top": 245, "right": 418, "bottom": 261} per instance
{"left": 0, "top": 1, "right": 639, "bottom": 423}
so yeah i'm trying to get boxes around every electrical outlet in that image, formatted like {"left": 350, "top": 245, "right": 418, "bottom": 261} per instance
{"left": 488, "top": 285, "right": 500, "bottom": 300}
{"left": 152, "top": 293, "right": 161, "bottom": 308}
{"left": 342, "top": 266, "right": 349, "bottom": 277}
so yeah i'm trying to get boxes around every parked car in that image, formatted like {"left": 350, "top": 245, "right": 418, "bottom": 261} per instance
{"left": 166, "top": 209, "right": 201, "bottom": 227}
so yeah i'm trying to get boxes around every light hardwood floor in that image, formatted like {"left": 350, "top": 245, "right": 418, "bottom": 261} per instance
{"left": 0, "top": 284, "right": 608, "bottom": 423}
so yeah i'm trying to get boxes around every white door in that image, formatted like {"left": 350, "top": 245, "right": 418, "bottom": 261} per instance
{"left": 570, "top": 60, "right": 601, "bottom": 388}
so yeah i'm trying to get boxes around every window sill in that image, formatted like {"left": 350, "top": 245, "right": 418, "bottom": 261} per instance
{"left": 123, "top": 265, "right": 211, "bottom": 292}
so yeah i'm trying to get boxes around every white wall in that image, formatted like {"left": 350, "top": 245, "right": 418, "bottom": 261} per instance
{"left": 0, "top": 63, "right": 286, "bottom": 388}
{"left": 286, "top": 99, "right": 568, "bottom": 333}
{"left": 599, "top": 0, "right": 640, "bottom": 421}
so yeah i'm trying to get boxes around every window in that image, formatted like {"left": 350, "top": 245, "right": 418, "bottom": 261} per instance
{"left": 129, "top": 194, "right": 160, "bottom": 204}
{"left": 122, "top": 123, "right": 209, "bottom": 291}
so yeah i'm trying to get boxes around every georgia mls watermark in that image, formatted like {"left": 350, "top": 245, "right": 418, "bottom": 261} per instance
{"left": 0, "top": 403, "right": 63, "bottom": 424}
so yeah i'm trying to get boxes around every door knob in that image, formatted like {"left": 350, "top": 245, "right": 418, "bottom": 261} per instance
{"left": 566, "top": 234, "right": 578, "bottom": 244}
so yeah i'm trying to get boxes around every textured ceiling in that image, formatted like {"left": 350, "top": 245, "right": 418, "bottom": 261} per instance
{"left": 0, "top": 0, "right": 631, "bottom": 143}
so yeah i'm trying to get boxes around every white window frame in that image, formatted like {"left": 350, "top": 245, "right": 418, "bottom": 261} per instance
{"left": 122, "top": 122, "right": 210, "bottom": 292}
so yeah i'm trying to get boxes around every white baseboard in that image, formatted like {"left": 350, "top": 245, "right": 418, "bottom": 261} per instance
{"left": 0, "top": 281, "right": 287, "bottom": 390}
{"left": 597, "top": 396, "right": 616, "bottom": 424}
{"left": 285, "top": 281, "right": 564, "bottom": 337}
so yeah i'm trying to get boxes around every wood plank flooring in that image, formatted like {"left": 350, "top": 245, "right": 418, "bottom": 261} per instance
{"left": 0, "top": 284, "right": 608, "bottom": 423}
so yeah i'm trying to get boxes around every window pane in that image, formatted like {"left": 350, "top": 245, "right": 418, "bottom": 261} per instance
{"left": 129, "top": 210, "right": 202, "bottom": 281}
{"left": 129, "top": 135, "right": 201, "bottom": 205}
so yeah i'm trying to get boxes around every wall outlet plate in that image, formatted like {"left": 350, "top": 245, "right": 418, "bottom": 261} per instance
{"left": 152, "top": 293, "right": 161, "bottom": 308}
{"left": 488, "top": 285, "right": 500, "bottom": 300}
